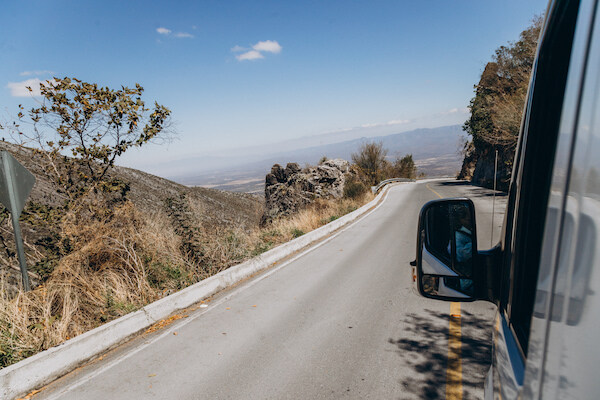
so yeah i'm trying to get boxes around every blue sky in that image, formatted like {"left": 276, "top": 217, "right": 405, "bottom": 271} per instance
{"left": 1, "top": 0, "right": 547, "bottom": 172}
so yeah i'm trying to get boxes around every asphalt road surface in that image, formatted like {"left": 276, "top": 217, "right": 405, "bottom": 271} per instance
{"left": 36, "top": 180, "right": 507, "bottom": 400}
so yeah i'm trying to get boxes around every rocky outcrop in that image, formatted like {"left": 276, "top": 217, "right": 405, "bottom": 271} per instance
{"left": 458, "top": 147, "right": 511, "bottom": 192}
{"left": 262, "top": 159, "right": 350, "bottom": 224}
{"left": 457, "top": 146, "right": 477, "bottom": 182}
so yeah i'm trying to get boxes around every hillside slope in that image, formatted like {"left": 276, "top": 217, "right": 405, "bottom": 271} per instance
{"left": 0, "top": 142, "right": 263, "bottom": 293}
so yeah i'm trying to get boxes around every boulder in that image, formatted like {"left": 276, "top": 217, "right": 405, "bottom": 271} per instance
{"left": 261, "top": 159, "right": 350, "bottom": 224}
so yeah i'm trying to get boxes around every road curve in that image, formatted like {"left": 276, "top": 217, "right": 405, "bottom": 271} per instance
{"left": 35, "top": 180, "right": 504, "bottom": 400}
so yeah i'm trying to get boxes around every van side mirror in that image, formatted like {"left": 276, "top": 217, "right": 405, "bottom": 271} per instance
{"left": 415, "top": 198, "right": 479, "bottom": 301}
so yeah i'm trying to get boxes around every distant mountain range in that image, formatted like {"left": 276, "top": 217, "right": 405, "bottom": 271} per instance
{"left": 170, "top": 125, "right": 466, "bottom": 192}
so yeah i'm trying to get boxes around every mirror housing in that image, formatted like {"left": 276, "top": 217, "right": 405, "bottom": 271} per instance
{"left": 415, "top": 198, "right": 483, "bottom": 301}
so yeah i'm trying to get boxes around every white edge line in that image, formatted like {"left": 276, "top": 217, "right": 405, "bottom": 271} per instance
{"left": 41, "top": 187, "right": 394, "bottom": 399}
{"left": 4, "top": 184, "right": 404, "bottom": 400}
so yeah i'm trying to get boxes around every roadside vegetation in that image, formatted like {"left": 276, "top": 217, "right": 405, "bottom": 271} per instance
{"left": 257, "top": 192, "right": 373, "bottom": 251}
{"left": 0, "top": 78, "right": 377, "bottom": 368}
{"left": 344, "top": 141, "right": 418, "bottom": 200}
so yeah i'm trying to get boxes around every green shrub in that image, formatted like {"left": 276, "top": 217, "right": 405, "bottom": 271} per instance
{"left": 291, "top": 228, "right": 305, "bottom": 238}
{"left": 343, "top": 180, "right": 368, "bottom": 199}
{"left": 251, "top": 242, "right": 272, "bottom": 256}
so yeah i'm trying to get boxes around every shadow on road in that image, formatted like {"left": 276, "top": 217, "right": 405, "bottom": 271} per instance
{"left": 438, "top": 181, "right": 471, "bottom": 186}
{"left": 437, "top": 181, "right": 508, "bottom": 198}
{"left": 388, "top": 308, "right": 493, "bottom": 399}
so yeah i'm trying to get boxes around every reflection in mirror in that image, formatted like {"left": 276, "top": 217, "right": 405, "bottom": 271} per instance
{"left": 424, "top": 203, "right": 451, "bottom": 265}
{"left": 423, "top": 200, "right": 475, "bottom": 279}
{"left": 450, "top": 203, "right": 474, "bottom": 278}
{"left": 421, "top": 275, "right": 474, "bottom": 298}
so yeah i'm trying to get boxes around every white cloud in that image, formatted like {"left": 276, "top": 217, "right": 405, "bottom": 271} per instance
{"left": 360, "top": 119, "right": 410, "bottom": 129}
{"left": 19, "top": 70, "right": 54, "bottom": 77}
{"left": 361, "top": 123, "right": 379, "bottom": 128}
{"left": 252, "top": 40, "right": 282, "bottom": 54}
{"left": 236, "top": 50, "right": 264, "bottom": 61}
{"left": 156, "top": 27, "right": 193, "bottom": 39}
{"left": 440, "top": 107, "right": 468, "bottom": 115}
{"left": 387, "top": 119, "right": 410, "bottom": 125}
{"left": 7, "top": 78, "right": 56, "bottom": 97}
{"left": 233, "top": 40, "right": 282, "bottom": 61}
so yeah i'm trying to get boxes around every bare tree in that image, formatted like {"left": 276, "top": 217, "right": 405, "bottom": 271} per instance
{"left": 3, "top": 77, "right": 172, "bottom": 205}
{"left": 351, "top": 141, "right": 388, "bottom": 186}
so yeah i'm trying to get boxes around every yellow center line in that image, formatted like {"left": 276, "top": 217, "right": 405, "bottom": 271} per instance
{"left": 447, "top": 302, "right": 463, "bottom": 400}
{"left": 426, "top": 183, "right": 444, "bottom": 199}
{"left": 425, "top": 182, "right": 463, "bottom": 399}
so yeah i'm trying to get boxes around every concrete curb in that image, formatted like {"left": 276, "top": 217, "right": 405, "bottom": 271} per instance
{"left": 1, "top": 182, "right": 400, "bottom": 399}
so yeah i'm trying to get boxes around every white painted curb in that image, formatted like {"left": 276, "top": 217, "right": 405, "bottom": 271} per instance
{"left": 0, "top": 182, "right": 400, "bottom": 399}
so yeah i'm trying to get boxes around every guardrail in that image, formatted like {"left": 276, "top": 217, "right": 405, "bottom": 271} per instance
{"left": 371, "top": 177, "right": 415, "bottom": 194}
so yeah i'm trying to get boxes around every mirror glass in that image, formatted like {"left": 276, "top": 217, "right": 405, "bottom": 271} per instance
{"left": 419, "top": 199, "right": 476, "bottom": 299}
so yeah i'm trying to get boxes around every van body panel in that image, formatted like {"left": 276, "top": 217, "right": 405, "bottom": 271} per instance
{"left": 497, "top": 313, "right": 524, "bottom": 398}
{"left": 488, "top": 0, "right": 592, "bottom": 398}
{"left": 521, "top": 1, "right": 597, "bottom": 399}
{"left": 540, "top": 2, "right": 600, "bottom": 395}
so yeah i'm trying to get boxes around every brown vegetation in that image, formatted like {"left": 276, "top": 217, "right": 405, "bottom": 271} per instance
{"left": 350, "top": 141, "right": 417, "bottom": 188}
{"left": 259, "top": 191, "right": 373, "bottom": 248}
{"left": 351, "top": 142, "right": 389, "bottom": 186}
{"left": 460, "top": 16, "right": 543, "bottom": 189}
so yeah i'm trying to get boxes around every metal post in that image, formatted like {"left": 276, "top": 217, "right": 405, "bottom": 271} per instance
{"left": 491, "top": 149, "right": 498, "bottom": 247}
{"left": 2, "top": 153, "right": 31, "bottom": 291}
{"left": 10, "top": 209, "right": 30, "bottom": 291}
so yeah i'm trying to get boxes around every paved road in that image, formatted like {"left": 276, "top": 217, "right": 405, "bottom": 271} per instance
{"left": 36, "top": 180, "right": 506, "bottom": 400}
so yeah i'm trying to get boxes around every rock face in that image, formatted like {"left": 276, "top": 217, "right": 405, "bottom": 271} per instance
{"left": 458, "top": 147, "right": 511, "bottom": 192}
{"left": 262, "top": 159, "right": 350, "bottom": 223}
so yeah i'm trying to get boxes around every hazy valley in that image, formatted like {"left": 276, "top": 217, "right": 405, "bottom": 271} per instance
{"left": 167, "top": 125, "right": 465, "bottom": 192}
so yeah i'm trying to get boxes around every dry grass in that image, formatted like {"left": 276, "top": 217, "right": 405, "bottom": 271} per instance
{"left": 0, "top": 203, "right": 186, "bottom": 367}
{"left": 0, "top": 191, "right": 373, "bottom": 368}
{"left": 250, "top": 191, "right": 374, "bottom": 254}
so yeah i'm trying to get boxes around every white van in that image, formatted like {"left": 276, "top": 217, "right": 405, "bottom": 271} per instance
{"left": 413, "top": 0, "right": 600, "bottom": 398}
